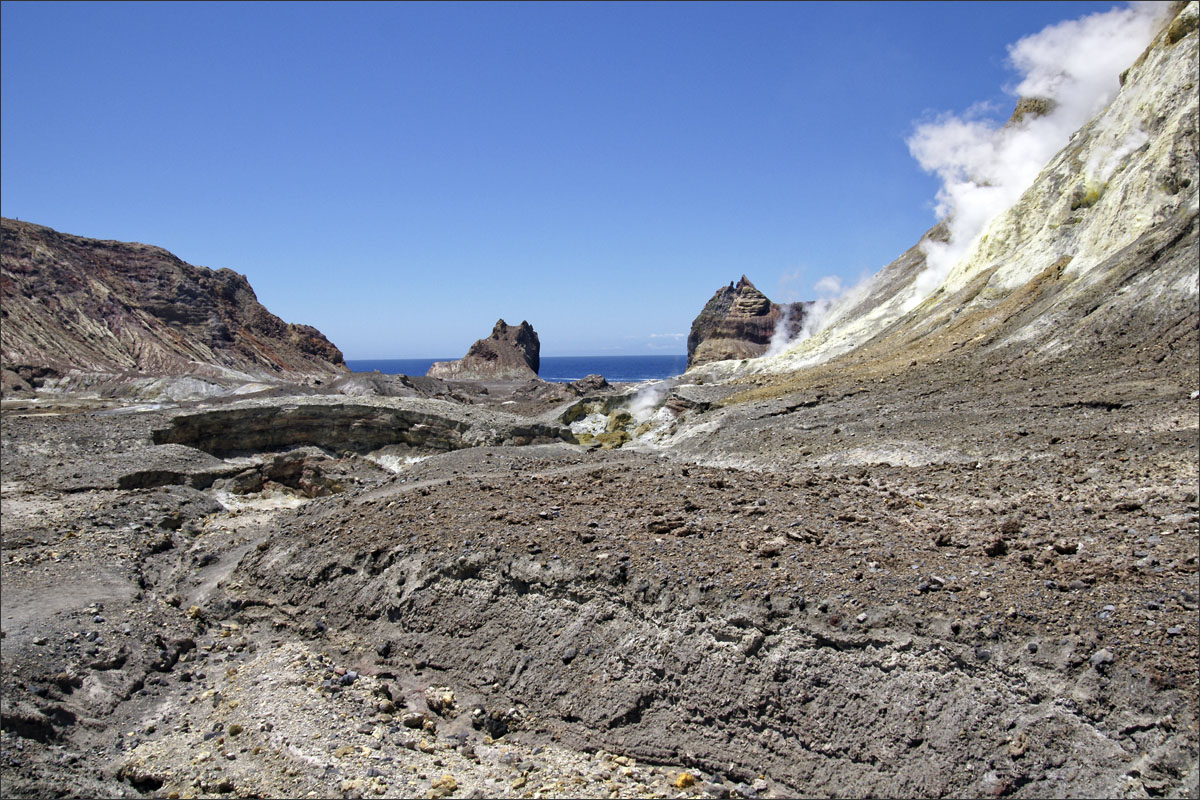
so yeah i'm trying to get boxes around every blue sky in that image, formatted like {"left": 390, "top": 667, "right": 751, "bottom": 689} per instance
{"left": 2, "top": 1, "right": 1125, "bottom": 358}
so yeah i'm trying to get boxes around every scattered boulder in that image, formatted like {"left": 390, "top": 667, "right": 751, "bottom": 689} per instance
{"left": 568, "top": 374, "right": 609, "bottom": 394}
{"left": 424, "top": 686, "right": 456, "bottom": 715}
{"left": 984, "top": 537, "right": 1009, "bottom": 557}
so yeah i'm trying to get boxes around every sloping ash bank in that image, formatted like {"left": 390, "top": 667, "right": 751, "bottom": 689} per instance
{"left": 221, "top": 454, "right": 1198, "bottom": 798}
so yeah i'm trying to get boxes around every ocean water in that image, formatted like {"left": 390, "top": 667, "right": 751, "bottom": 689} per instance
{"left": 344, "top": 354, "right": 688, "bottom": 383}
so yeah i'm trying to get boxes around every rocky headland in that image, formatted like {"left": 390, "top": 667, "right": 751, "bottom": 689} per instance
{"left": 1, "top": 3, "right": 1197, "bottom": 799}
{"left": 1, "top": 218, "right": 347, "bottom": 395}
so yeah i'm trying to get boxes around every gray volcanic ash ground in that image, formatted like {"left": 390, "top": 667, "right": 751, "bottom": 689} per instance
{"left": 2, "top": 3, "right": 1198, "bottom": 798}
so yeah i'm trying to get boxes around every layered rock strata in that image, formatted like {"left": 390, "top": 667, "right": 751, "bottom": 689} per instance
{"left": 687, "top": 276, "right": 807, "bottom": 367}
{"left": 150, "top": 396, "right": 575, "bottom": 457}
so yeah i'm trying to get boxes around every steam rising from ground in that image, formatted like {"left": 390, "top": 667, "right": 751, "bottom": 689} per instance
{"left": 629, "top": 380, "right": 669, "bottom": 421}
{"left": 765, "top": 303, "right": 795, "bottom": 358}
{"left": 747, "top": 4, "right": 1167, "bottom": 365}
{"left": 798, "top": 276, "right": 853, "bottom": 341}
{"left": 904, "top": 2, "right": 1167, "bottom": 306}
{"left": 762, "top": 274, "right": 869, "bottom": 359}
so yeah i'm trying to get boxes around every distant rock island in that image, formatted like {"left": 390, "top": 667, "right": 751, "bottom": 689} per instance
{"left": 426, "top": 319, "right": 541, "bottom": 381}
{"left": 687, "top": 275, "right": 808, "bottom": 367}
{"left": 0, "top": 218, "right": 346, "bottom": 391}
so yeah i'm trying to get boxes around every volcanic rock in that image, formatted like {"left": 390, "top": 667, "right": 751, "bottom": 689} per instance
{"left": 686, "top": 276, "right": 808, "bottom": 367}
{"left": 0, "top": 6, "right": 1197, "bottom": 800}
{"left": 756, "top": 2, "right": 1199, "bottom": 378}
{"left": 426, "top": 319, "right": 540, "bottom": 380}
{"left": 567, "top": 374, "right": 609, "bottom": 394}
{"left": 0, "top": 218, "right": 346, "bottom": 386}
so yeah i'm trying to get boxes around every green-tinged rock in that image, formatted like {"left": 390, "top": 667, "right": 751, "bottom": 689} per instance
{"left": 606, "top": 411, "right": 633, "bottom": 432}
{"left": 595, "top": 431, "right": 630, "bottom": 449}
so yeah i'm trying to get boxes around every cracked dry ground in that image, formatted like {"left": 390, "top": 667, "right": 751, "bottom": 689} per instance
{"left": 1, "top": 376, "right": 1198, "bottom": 798}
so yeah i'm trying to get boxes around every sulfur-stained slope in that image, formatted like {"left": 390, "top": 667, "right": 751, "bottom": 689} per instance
{"left": 742, "top": 1, "right": 1197, "bottom": 384}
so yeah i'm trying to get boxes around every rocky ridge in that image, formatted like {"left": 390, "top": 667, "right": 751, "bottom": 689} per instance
{"left": 0, "top": 218, "right": 346, "bottom": 391}
{"left": 751, "top": 0, "right": 1198, "bottom": 379}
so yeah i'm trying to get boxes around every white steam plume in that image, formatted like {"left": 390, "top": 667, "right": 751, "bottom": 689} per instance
{"left": 905, "top": 2, "right": 1168, "bottom": 308}
{"left": 764, "top": 303, "right": 795, "bottom": 358}
{"left": 794, "top": 275, "right": 845, "bottom": 344}
{"left": 628, "top": 380, "right": 668, "bottom": 421}
{"left": 763, "top": 274, "right": 857, "bottom": 358}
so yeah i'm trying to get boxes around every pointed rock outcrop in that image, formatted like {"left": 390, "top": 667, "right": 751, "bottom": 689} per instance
{"left": 687, "top": 276, "right": 806, "bottom": 367}
{"left": 426, "top": 319, "right": 541, "bottom": 381}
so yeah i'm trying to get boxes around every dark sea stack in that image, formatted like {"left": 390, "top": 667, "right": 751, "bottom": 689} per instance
{"left": 426, "top": 319, "right": 541, "bottom": 381}
{"left": 687, "top": 275, "right": 805, "bottom": 368}
{"left": 0, "top": 217, "right": 346, "bottom": 382}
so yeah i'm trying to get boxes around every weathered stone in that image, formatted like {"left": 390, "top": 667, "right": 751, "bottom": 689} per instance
{"left": 687, "top": 276, "right": 810, "bottom": 367}
{"left": 427, "top": 320, "right": 540, "bottom": 380}
{"left": 424, "top": 686, "right": 455, "bottom": 714}
{"left": 984, "top": 538, "right": 1009, "bottom": 557}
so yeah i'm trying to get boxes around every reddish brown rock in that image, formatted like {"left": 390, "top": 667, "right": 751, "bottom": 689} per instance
{"left": 0, "top": 217, "right": 346, "bottom": 382}
{"left": 687, "top": 276, "right": 807, "bottom": 368}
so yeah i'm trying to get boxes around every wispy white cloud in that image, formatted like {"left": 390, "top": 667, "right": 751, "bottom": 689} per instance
{"left": 813, "top": 275, "right": 844, "bottom": 296}
{"left": 776, "top": 269, "right": 807, "bottom": 303}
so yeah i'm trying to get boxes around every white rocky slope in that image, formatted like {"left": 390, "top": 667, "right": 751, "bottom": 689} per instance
{"left": 715, "top": 1, "right": 1197, "bottom": 379}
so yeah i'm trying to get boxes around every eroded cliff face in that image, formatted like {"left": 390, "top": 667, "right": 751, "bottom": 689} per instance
{"left": 0, "top": 218, "right": 346, "bottom": 386}
{"left": 687, "top": 276, "right": 807, "bottom": 368}
{"left": 426, "top": 319, "right": 541, "bottom": 381}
